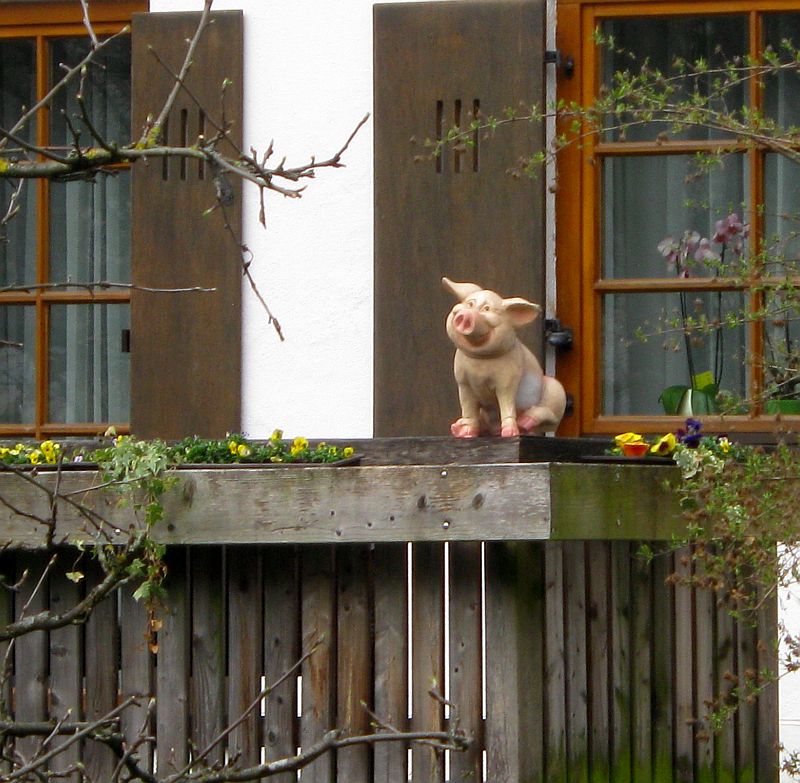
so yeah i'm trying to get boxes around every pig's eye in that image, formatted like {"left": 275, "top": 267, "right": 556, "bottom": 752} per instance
{"left": 465, "top": 300, "right": 475, "bottom": 308}
{"left": 480, "top": 304, "right": 491, "bottom": 313}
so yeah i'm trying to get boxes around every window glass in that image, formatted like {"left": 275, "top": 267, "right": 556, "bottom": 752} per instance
{"left": 602, "top": 154, "right": 747, "bottom": 279}
{"left": 0, "top": 306, "right": 35, "bottom": 423}
{"left": 602, "top": 291, "right": 748, "bottom": 415}
{"left": 764, "top": 153, "right": 800, "bottom": 271}
{"left": 601, "top": 15, "right": 747, "bottom": 142}
{"left": 48, "top": 303, "right": 130, "bottom": 423}
{"left": 764, "top": 14, "right": 800, "bottom": 129}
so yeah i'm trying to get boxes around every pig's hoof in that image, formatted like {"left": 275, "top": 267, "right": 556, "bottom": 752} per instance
{"left": 517, "top": 414, "right": 540, "bottom": 434}
{"left": 451, "top": 419, "right": 479, "bottom": 438}
{"left": 500, "top": 423, "right": 520, "bottom": 437}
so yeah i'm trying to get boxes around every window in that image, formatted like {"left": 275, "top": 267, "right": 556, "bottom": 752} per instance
{"left": 0, "top": 2, "right": 145, "bottom": 438}
{"left": 556, "top": 0, "right": 800, "bottom": 436}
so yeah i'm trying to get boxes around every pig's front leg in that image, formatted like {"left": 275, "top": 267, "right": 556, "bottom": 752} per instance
{"left": 496, "top": 387, "right": 520, "bottom": 437}
{"left": 451, "top": 384, "right": 481, "bottom": 438}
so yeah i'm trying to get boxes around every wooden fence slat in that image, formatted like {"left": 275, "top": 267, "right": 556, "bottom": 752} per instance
{"left": 673, "top": 547, "right": 694, "bottom": 783}
{"left": 119, "top": 579, "right": 155, "bottom": 773}
{"left": 757, "top": 585, "right": 779, "bottom": 783}
{"left": 411, "top": 542, "right": 445, "bottom": 783}
{"left": 227, "top": 546, "right": 263, "bottom": 768}
{"left": 737, "top": 610, "right": 757, "bottom": 783}
{"left": 301, "top": 545, "right": 336, "bottom": 783}
{"left": 263, "top": 545, "right": 300, "bottom": 783}
{"left": 336, "top": 544, "right": 372, "bottom": 781}
{"left": 48, "top": 566, "right": 83, "bottom": 782}
{"left": 156, "top": 547, "right": 190, "bottom": 775}
{"left": 0, "top": 552, "right": 12, "bottom": 775}
{"left": 14, "top": 553, "right": 48, "bottom": 765}
{"left": 651, "top": 550, "right": 674, "bottom": 783}
{"left": 485, "top": 541, "right": 545, "bottom": 783}
{"left": 587, "top": 541, "right": 610, "bottom": 783}
{"left": 715, "top": 590, "right": 736, "bottom": 783}
{"left": 544, "top": 541, "right": 567, "bottom": 783}
{"left": 84, "top": 559, "right": 120, "bottom": 782}
{"left": 631, "top": 544, "right": 653, "bottom": 783}
{"left": 564, "top": 541, "right": 588, "bottom": 783}
{"left": 610, "top": 542, "right": 632, "bottom": 783}
{"left": 190, "top": 547, "right": 226, "bottom": 768}
{"left": 448, "top": 541, "right": 483, "bottom": 783}
{"left": 694, "top": 554, "right": 715, "bottom": 783}
{"left": 373, "top": 543, "right": 409, "bottom": 783}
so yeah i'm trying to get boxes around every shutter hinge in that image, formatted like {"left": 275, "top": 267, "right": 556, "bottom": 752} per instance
{"left": 545, "top": 318, "right": 573, "bottom": 349}
{"left": 544, "top": 49, "right": 574, "bottom": 79}
{"left": 121, "top": 328, "right": 131, "bottom": 354}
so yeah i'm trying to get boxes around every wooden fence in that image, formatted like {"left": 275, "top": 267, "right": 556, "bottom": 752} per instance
{"left": 2, "top": 538, "right": 778, "bottom": 783}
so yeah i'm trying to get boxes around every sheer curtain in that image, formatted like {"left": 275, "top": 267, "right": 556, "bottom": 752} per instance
{"left": 0, "top": 39, "right": 36, "bottom": 423}
{"left": 600, "top": 16, "right": 749, "bottom": 415}
{"left": 48, "top": 36, "right": 131, "bottom": 423}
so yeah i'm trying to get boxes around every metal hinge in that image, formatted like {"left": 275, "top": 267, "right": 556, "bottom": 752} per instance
{"left": 544, "top": 49, "right": 574, "bottom": 79}
{"left": 544, "top": 318, "right": 573, "bottom": 349}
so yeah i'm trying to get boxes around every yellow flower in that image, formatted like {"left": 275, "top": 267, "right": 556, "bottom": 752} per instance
{"left": 28, "top": 449, "right": 42, "bottom": 465}
{"left": 237, "top": 444, "right": 251, "bottom": 458}
{"left": 650, "top": 433, "right": 677, "bottom": 456}
{"left": 718, "top": 437, "right": 731, "bottom": 454}
{"left": 614, "top": 432, "right": 645, "bottom": 448}
{"left": 290, "top": 437, "right": 309, "bottom": 457}
{"left": 343, "top": 447, "right": 354, "bottom": 458}
{"left": 270, "top": 429, "right": 283, "bottom": 442}
{"left": 270, "top": 455, "right": 284, "bottom": 463}
{"left": 228, "top": 440, "right": 238, "bottom": 455}
{"left": 40, "top": 440, "right": 57, "bottom": 463}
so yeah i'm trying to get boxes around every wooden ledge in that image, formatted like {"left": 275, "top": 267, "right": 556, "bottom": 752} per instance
{"left": 0, "top": 462, "right": 683, "bottom": 548}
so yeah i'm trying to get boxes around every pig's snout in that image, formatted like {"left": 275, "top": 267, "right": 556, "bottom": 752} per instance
{"left": 454, "top": 309, "right": 476, "bottom": 335}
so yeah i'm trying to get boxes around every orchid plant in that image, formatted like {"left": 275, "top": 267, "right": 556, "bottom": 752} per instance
{"left": 655, "top": 213, "right": 749, "bottom": 415}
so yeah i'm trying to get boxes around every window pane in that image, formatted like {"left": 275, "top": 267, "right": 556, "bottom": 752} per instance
{"left": 763, "top": 290, "right": 800, "bottom": 404}
{"left": 0, "top": 306, "right": 35, "bottom": 423}
{"left": 48, "top": 304, "right": 130, "bottom": 423}
{"left": 603, "top": 155, "right": 747, "bottom": 279}
{"left": 602, "top": 292, "right": 748, "bottom": 416}
{"left": 49, "top": 36, "right": 131, "bottom": 285}
{"left": 765, "top": 153, "right": 800, "bottom": 270}
{"left": 0, "top": 39, "right": 37, "bottom": 284}
{"left": 50, "top": 171, "right": 131, "bottom": 283}
{"left": 764, "top": 14, "right": 800, "bottom": 129}
{"left": 601, "top": 16, "right": 747, "bottom": 142}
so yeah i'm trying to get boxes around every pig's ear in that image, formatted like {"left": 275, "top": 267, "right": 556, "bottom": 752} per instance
{"left": 443, "top": 277, "right": 482, "bottom": 301}
{"left": 502, "top": 297, "right": 541, "bottom": 326}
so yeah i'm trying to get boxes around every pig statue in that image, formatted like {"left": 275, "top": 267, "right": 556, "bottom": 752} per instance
{"left": 443, "top": 277, "right": 567, "bottom": 437}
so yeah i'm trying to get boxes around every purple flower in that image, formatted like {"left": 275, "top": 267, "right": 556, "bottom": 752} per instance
{"left": 677, "top": 417, "right": 703, "bottom": 448}
{"left": 712, "top": 213, "right": 749, "bottom": 246}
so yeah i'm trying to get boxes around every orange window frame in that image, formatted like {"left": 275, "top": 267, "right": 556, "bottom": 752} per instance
{"left": 555, "top": 0, "right": 800, "bottom": 437}
{"left": 0, "top": 1, "right": 147, "bottom": 438}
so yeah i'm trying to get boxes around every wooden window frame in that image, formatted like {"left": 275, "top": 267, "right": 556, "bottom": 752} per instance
{"left": 556, "top": 0, "right": 800, "bottom": 437}
{"left": 0, "top": 1, "right": 146, "bottom": 438}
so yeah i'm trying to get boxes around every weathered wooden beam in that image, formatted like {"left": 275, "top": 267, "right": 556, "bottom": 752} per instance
{"left": 0, "top": 462, "right": 683, "bottom": 548}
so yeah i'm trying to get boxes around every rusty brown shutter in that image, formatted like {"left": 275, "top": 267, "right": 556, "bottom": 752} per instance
{"left": 374, "top": 0, "right": 546, "bottom": 436}
{"left": 130, "top": 10, "right": 242, "bottom": 439}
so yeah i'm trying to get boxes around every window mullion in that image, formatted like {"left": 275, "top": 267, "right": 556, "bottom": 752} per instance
{"left": 35, "top": 34, "right": 49, "bottom": 437}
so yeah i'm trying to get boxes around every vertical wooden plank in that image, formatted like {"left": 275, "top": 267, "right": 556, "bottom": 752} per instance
{"left": 119, "top": 581, "right": 155, "bottom": 773}
{"left": 651, "top": 549, "right": 674, "bottom": 783}
{"left": 544, "top": 541, "right": 567, "bottom": 783}
{"left": 336, "top": 545, "right": 373, "bottom": 781}
{"left": 757, "top": 586, "right": 779, "bottom": 783}
{"left": 673, "top": 547, "right": 694, "bottom": 783}
{"left": 373, "top": 543, "right": 409, "bottom": 783}
{"left": 448, "top": 542, "right": 483, "bottom": 783}
{"left": 84, "top": 559, "right": 120, "bottom": 783}
{"left": 411, "top": 542, "right": 445, "bottom": 783}
{"left": 263, "top": 545, "right": 300, "bottom": 782}
{"left": 485, "top": 541, "right": 545, "bottom": 783}
{"left": 301, "top": 545, "right": 336, "bottom": 783}
{"left": 610, "top": 542, "right": 633, "bottom": 783}
{"left": 563, "top": 541, "right": 588, "bottom": 783}
{"left": 0, "top": 552, "right": 13, "bottom": 775}
{"left": 631, "top": 544, "right": 653, "bottom": 783}
{"left": 156, "top": 547, "right": 190, "bottom": 774}
{"left": 13, "top": 552, "right": 48, "bottom": 765}
{"left": 715, "top": 592, "right": 737, "bottom": 783}
{"left": 737, "top": 610, "right": 757, "bottom": 783}
{"left": 49, "top": 567, "right": 83, "bottom": 781}
{"left": 227, "top": 546, "right": 263, "bottom": 767}
{"left": 587, "top": 541, "right": 610, "bottom": 783}
{"left": 694, "top": 553, "right": 715, "bottom": 783}
{"left": 190, "top": 547, "right": 226, "bottom": 769}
